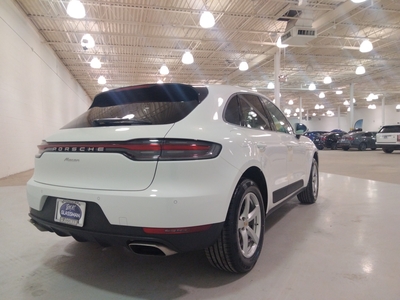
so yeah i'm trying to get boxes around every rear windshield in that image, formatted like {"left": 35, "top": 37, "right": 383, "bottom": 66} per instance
{"left": 62, "top": 84, "right": 208, "bottom": 129}
{"left": 379, "top": 126, "right": 400, "bottom": 133}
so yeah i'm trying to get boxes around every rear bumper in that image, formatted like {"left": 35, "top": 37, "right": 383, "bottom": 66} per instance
{"left": 376, "top": 143, "right": 400, "bottom": 149}
{"left": 28, "top": 197, "right": 224, "bottom": 253}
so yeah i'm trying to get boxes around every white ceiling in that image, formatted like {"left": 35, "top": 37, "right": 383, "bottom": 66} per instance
{"left": 14, "top": 0, "right": 400, "bottom": 116}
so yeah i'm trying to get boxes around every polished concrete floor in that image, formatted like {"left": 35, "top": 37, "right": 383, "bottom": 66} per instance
{"left": 1, "top": 150, "right": 400, "bottom": 299}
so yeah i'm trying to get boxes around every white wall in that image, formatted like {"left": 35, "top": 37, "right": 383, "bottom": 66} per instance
{"left": 289, "top": 104, "right": 400, "bottom": 132}
{"left": 0, "top": 0, "right": 90, "bottom": 178}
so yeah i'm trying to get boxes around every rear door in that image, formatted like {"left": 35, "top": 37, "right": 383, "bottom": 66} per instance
{"left": 260, "top": 98, "right": 307, "bottom": 192}
{"left": 224, "top": 94, "right": 288, "bottom": 199}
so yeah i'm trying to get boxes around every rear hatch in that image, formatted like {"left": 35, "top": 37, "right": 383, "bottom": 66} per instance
{"left": 376, "top": 126, "right": 400, "bottom": 145}
{"left": 33, "top": 84, "right": 207, "bottom": 191}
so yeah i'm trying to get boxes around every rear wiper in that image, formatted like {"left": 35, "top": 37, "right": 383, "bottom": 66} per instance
{"left": 93, "top": 118, "right": 152, "bottom": 126}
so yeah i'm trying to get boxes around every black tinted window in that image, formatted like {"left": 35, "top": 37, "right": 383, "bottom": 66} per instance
{"left": 238, "top": 95, "right": 271, "bottom": 130}
{"left": 380, "top": 126, "right": 400, "bottom": 133}
{"left": 62, "top": 84, "right": 205, "bottom": 129}
{"left": 260, "top": 98, "right": 294, "bottom": 134}
{"left": 224, "top": 95, "right": 241, "bottom": 125}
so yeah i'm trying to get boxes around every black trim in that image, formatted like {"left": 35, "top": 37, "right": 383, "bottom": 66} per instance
{"left": 29, "top": 197, "right": 223, "bottom": 253}
{"left": 272, "top": 180, "right": 304, "bottom": 203}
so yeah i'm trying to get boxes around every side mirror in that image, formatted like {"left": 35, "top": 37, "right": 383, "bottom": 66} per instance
{"left": 295, "top": 123, "right": 308, "bottom": 137}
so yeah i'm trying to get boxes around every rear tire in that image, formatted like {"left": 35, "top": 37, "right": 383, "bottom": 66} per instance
{"left": 205, "top": 179, "right": 265, "bottom": 273}
{"left": 358, "top": 143, "right": 367, "bottom": 151}
{"left": 383, "top": 148, "right": 394, "bottom": 153}
{"left": 298, "top": 158, "right": 319, "bottom": 204}
{"left": 342, "top": 147, "right": 349, "bottom": 151}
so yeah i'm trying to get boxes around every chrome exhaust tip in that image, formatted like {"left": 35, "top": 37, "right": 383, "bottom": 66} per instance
{"left": 128, "top": 242, "right": 177, "bottom": 256}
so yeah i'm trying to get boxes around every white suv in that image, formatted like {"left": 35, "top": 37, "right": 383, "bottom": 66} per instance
{"left": 376, "top": 125, "right": 400, "bottom": 153}
{"left": 27, "top": 84, "right": 319, "bottom": 273}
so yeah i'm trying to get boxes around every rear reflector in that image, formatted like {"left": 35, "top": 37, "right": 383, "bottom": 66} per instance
{"left": 36, "top": 139, "right": 221, "bottom": 161}
{"left": 143, "top": 225, "right": 212, "bottom": 235}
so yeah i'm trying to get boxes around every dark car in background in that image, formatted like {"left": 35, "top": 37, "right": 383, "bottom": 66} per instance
{"left": 337, "top": 131, "right": 378, "bottom": 151}
{"left": 320, "top": 131, "right": 347, "bottom": 150}
{"left": 303, "top": 131, "right": 328, "bottom": 150}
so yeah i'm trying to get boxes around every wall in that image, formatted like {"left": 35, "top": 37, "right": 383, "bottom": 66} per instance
{"left": 289, "top": 104, "right": 400, "bottom": 132}
{"left": 0, "top": 0, "right": 90, "bottom": 178}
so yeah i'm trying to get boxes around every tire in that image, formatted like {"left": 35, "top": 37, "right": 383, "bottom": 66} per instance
{"left": 205, "top": 179, "right": 265, "bottom": 273}
{"left": 358, "top": 143, "right": 367, "bottom": 151}
{"left": 298, "top": 158, "right": 319, "bottom": 204}
{"left": 383, "top": 148, "right": 394, "bottom": 153}
{"left": 342, "top": 147, "right": 349, "bottom": 151}
{"left": 316, "top": 145, "right": 324, "bottom": 150}
{"left": 371, "top": 148, "right": 376, "bottom": 151}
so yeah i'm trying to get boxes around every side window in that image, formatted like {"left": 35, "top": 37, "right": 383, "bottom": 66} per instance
{"left": 224, "top": 95, "right": 241, "bottom": 125}
{"left": 238, "top": 94, "right": 271, "bottom": 130}
{"left": 260, "top": 97, "right": 294, "bottom": 134}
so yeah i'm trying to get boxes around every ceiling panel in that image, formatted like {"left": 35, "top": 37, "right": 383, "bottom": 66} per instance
{"left": 14, "top": 0, "right": 400, "bottom": 117}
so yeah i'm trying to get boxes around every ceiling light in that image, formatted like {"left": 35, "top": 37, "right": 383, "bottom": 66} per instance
{"left": 360, "top": 39, "right": 373, "bottom": 53}
{"left": 267, "top": 82, "right": 275, "bottom": 89}
{"left": 315, "top": 104, "right": 320, "bottom": 109}
{"left": 90, "top": 57, "right": 101, "bottom": 68}
{"left": 284, "top": 109, "right": 291, "bottom": 115}
{"left": 323, "top": 76, "right": 332, "bottom": 84}
{"left": 81, "top": 34, "right": 95, "bottom": 49}
{"left": 368, "top": 104, "right": 376, "bottom": 109}
{"left": 67, "top": 0, "right": 86, "bottom": 19}
{"left": 351, "top": 0, "right": 367, "bottom": 3}
{"left": 97, "top": 76, "right": 106, "bottom": 84}
{"left": 200, "top": 11, "right": 215, "bottom": 28}
{"left": 102, "top": 87, "right": 109, "bottom": 92}
{"left": 319, "top": 92, "right": 325, "bottom": 98}
{"left": 396, "top": 104, "right": 400, "bottom": 110}
{"left": 336, "top": 90, "right": 343, "bottom": 95}
{"left": 277, "top": 36, "right": 289, "bottom": 48}
{"left": 288, "top": 100, "right": 294, "bottom": 105}
{"left": 309, "top": 82, "right": 316, "bottom": 91}
{"left": 239, "top": 61, "right": 249, "bottom": 71}
{"left": 182, "top": 51, "right": 194, "bottom": 64}
{"left": 157, "top": 79, "right": 164, "bottom": 84}
{"left": 312, "top": 113, "right": 316, "bottom": 116}
{"left": 160, "top": 64, "right": 169, "bottom": 75}
{"left": 343, "top": 100, "right": 350, "bottom": 106}
{"left": 326, "top": 110, "right": 334, "bottom": 116}
{"left": 347, "top": 107, "right": 351, "bottom": 112}
{"left": 356, "top": 65, "right": 365, "bottom": 75}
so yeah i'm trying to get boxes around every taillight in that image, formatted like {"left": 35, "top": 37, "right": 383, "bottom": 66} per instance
{"left": 397, "top": 135, "right": 400, "bottom": 142}
{"left": 36, "top": 139, "right": 222, "bottom": 161}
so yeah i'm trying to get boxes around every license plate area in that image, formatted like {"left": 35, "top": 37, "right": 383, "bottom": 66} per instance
{"left": 54, "top": 198, "right": 86, "bottom": 227}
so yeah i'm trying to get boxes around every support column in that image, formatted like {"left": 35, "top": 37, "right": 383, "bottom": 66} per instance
{"left": 299, "top": 96, "right": 303, "bottom": 122}
{"left": 338, "top": 106, "right": 341, "bottom": 129}
{"left": 382, "top": 95, "right": 386, "bottom": 127}
{"left": 274, "top": 49, "right": 281, "bottom": 108}
{"left": 350, "top": 83, "right": 354, "bottom": 130}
